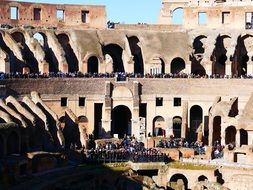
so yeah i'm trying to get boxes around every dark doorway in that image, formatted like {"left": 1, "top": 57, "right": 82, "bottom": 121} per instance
{"left": 94, "top": 103, "right": 103, "bottom": 139}
{"left": 7, "top": 131, "right": 19, "bottom": 155}
{"left": 87, "top": 56, "right": 99, "bottom": 74}
{"left": 153, "top": 116, "right": 165, "bottom": 137}
{"left": 225, "top": 126, "right": 236, "bottom": 145}
{"left": 102, "top": 44, "right": 124, "bottom": 72}
{"left": 128, "top": 36, "right": 144, "bottom": 75}
{"left": 213, "top": 116, "right": 221, "bottom": 145}
{"left": 240, "top": 129, "right": 248, "bottom": 146}
{"left": 0, "top": 135, "right": 4, "bottom": 158}
{"left": 111, "top": 106, "right": 131, "bottom": 138}
{"left": 57, "top": 33, "right": 79, "bottom": 72}
{"left": 173, "top": 116, "right": 182, "bottom": 138}
{"left": 189, "top": 105, "right": 203, "bottom": 142}
{"left": 171, "top": 57, "right": 185, "bottom": 74}
{"left": 198, "top": 175, "right": 208, "bottom": 182}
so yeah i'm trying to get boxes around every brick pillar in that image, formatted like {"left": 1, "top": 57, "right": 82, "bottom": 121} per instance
{"left": 102, "top": 81, "right": 112, "bottom": 138}
{"left": 208, "top": 115, "right": 213, "bottom": 146}
{"left": 132, "top": 81, "right": 140, "bottom": 138}
{"left": 181, "top": 101, "right": 188, "bottom": 139}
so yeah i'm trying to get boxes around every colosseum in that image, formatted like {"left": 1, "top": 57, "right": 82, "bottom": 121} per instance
{"left": 0, "top": 0, "right": 253, "bottom": 189}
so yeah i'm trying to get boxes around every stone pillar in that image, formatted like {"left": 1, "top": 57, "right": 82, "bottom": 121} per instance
{"left": 0, "top": 49, "right": 9, "bottom": 73}
{"left": 247, "top": 54, "right": 253, "bottom": 76}
{"left": 236, "top": 129, "right": 240, "bottom": 147}
{"left": 225, "top": 55, "right": 233, "bottom": 76}
{"left": 132, "top": 81, "right": 140, "bottom": 138}
{"left": 167, "top": 117, "right": 173, "bottom": 137}
{"left": 221, "top": 125, "right": 226, "bottom": 146}
{"left": 102, "top": 81, "right": 112, "bottom": 138}
{"left": 185, "top": 63, "right": 191, "bottom": 74}
{"left": 204, "top": 62, "right": 212, "bottom": 76}
{"left": 181, "top": 101, "right": 188, "bottom": 139}
{"left": 208, "top": 115, "right": 213, "bottom": 146}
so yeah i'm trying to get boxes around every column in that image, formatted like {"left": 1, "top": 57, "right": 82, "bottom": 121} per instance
{"left": 102, "top": 81, "right": 112, "bottom": 138}
{"left": 225, "top": 55, "right": 232, "bottom": 76}
{"left": 132, "top": 81, "right": 140, "bottom": 138}
{"left": 247, "top": 54, "right": 253, "bottom": 76}
{"left": 208, "top": 115, "right": 213, "bottom": 146}
{"left": 181, "top": 101, "right": 188, "bottom": 139}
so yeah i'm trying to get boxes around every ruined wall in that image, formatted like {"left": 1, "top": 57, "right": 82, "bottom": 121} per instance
{"left": 0, "top": 1, "right": 106, "bottom": 29}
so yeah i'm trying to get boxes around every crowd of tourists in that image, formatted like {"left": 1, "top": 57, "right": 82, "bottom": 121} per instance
{"left": 1, "top": 71, "right": 253, "bottom": 80}
{"left": 84, "top": 136, "right": 168, "bottom": 163}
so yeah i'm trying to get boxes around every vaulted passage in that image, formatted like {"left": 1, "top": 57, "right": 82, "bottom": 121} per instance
{"left": 233, "top": 35, "right": 252, "bottom": 77}
{"left": 225, "top": 126, "right": 236, "bottom": 145}
{"left": 189, "top": 105, "right": 203, "bottom": 142}
{"left": 102, "top": 44, "right": 124, "bottom": 72}
{"left": 33, "top": 32, "right": 59, "bottom": 73}
{"left": 0, "top": 33, "right": 24, "bottom": 73}
{"left": 128, "top": 36, "right": 144, "bottom": 74}
{"left": 212, "top": 35, "right": 230, "bottom": 76}
{"left": 171, "top": 57, "right": 185, "bottom": 74}
{"left": 11, "top": 32, "right": 39, "bottom": 73}
{"left": 87, "top": 56, "right": 99, "bottom": 74}
{"left": 191, "top": 35, "right": 207, "bottom": 76}
{"left": 111, "top": 105, "right": 131, "bottom": 138}
{"left": 57, "top": 33, "right": 78, "bottom": 73}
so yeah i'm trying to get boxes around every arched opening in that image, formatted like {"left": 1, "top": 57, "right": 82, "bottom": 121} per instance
{"left": 190, "top": 105, "right": 203, "bottom": 142}
{"left": 56, "top": 33, "right": 79, "bottom": 73}
{"left": 111, "top": 105, "right": 131, "bottom": 138}
{"left": 212, "top": 35, "right": 230, "bottom": 76}
{"left": 0, "top": 135, "right": 4, "bottom": 158}
{"left": 171, "top": 57, "right": 185, "bottom": 74}
{"left": 33, "top": 32, "right": 59, "bottom": 73}
{"left": 233, "top": 35, "right": 252, "bottom": 77}
{"left": 7, "top": 131, "right": 19, "bottom": 155}
{"left": 213, "top": 116, "right": 221, "bottom": 145}
{"left": 153, "top": 116, "right": 165, "bottom": 137}
{"left": 225, "top": 126, "right": 236, "bottom": 145}
{"left": 191, "top": 35, "right": 207, "bottom": 76}
{"left": 173, "top": 116, "right": 182, "bottom": 138}
{"left": 87, "top": 56, "right": 99, "bottom": 74}
{"left": 127, "top": 36, "right": 144, "bottom": 75}
{"left": 193, "top": 35, "right": 207, "bottom": 54}
{"left": 102, "top": 44, "right": 124, "bottom": 72}
{"left": 33, "top": 32, "right": 44, "bottom": 47}
{"left": 169, "top": 173, "right": 188, "bottom": 190}
{"left": 198, "top": 175, "right": 208, "bottom": 182}
{"left": 240, "top": 129, "right": 248, "bottom": 146}
{"left": 172, "top": 8, "right": 184, "bottom": 25}
{"left": 11, "top": 31, "right": 39, "bottom": 73}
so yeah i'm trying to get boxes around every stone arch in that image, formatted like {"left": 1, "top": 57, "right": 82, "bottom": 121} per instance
{"left": 172, "top": 8, "right": 184, "bottom": 25}
{"left": 213, "top": 116, "right": 221, "bottom": 145}
{"left": 225, "top": 126, "right": 236, "bottom": 145}
{"left": 173, "top": 116, "right": 182, "bottom": 138}
{"left": 102, "top": 43, "right": 124, "bottom": 72}
{"left": 33, "top": 32, "right": 58, "bottom": 73}
{"left": 56, "top": 33, "right": 79, "bottom": 73}
{"left": 153, "top": 116, "right": 165, "bottom": 137}
{"left": 191, "top": 35, "right": 207, "bottom": 76}
{"left": 0, "top": 134, "right": 4, "bottom": 158}
{"left": 11, "top": 31, "right": 39, "bottom": 73}
{"left": 7, "top": 131, "right": 19, "bottom": 155}
{"left": 149, "top": 55, "right": 166, "bottom": 74}
{"left": 169, "top": 173, "right": 188, "bottom": 190}
{"left": 198, "top": 175, "right": 208, "bottom": 182}
{"left": 111, "top": 105, "right": 132, "bottom": 138}
{"left": 189, "top": 105, "right": 203, "bottom": 142}
{"left": 87, "top": 56, "right": 99, "bottom": 74}
{"left": 171, "top": 57, "right": 185, "bottom": 74}
{"left": 127, "top": 36, "right": 144, "bottom": 75}
{"left": 212, "top": 35, "right": 231, "bottom": 76}
{"left": 240, "top": 129, "right": 248, "bottom": 146}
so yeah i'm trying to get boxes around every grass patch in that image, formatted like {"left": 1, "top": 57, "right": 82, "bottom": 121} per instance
{"left": 168, "top": 161, "right": 216, "bottom": 170}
